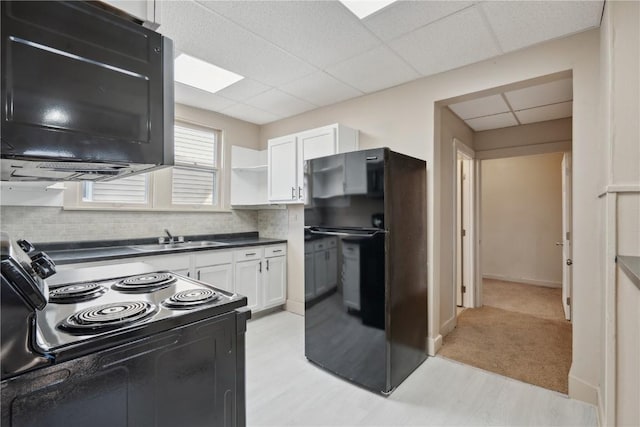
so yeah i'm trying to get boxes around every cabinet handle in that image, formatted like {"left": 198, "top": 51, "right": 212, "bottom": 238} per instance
{"left": 259, "top": 261, "right": 262, "bottom": 273}
{"left": 187, "top": 271, "right": 190, "bottom": 277}
{"left": 266, "top": 259, "right": 270, "bottom": 271}
{"left": 273, "top": 249, "right": 282, "bottom": 253}
{"left": 298, "top": 186, "right": 303, "bottom": 199}
{"left": 197, "top": 270, "right": 201, "bottom": 280}
{"left": 291, "top": 187, "right": 296, "bottom": 199}
{"left": 245, "top": 252, "right": 256, "bottom": 256}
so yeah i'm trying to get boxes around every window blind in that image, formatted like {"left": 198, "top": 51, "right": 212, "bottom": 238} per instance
{"left": 172, "top": 124, "right": 218, "bottom": 206}
{"left": 83, "top": 174, "right": 148, "bottom": 203}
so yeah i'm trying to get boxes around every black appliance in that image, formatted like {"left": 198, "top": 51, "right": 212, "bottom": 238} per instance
{"left": 0, "top": 1, "right": 174, "bottom": 181}
{"left": 304, "top": 148, "right": 428, "bottom": 394}
{"left": 1, "top": 233, "right": 250, "bottom": 427}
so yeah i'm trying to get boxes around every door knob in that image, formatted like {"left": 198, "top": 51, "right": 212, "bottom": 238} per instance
{"left": 566, "top": 259, "right": 573, "bottom": 266}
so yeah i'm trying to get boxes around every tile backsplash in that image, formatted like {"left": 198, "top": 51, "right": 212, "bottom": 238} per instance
{"left": 0, "top": 206, "right": 259, "bottom": 243}
{"left": 257, "top": 209, "right": 289, "bottom": 240}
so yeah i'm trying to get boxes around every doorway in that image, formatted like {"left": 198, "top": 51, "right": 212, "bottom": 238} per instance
{"left": 443, "top": 151, "right": 573, "bottom": 393}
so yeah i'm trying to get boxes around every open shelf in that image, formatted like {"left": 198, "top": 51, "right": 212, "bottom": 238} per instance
{"left": 232, "top": 165, "right": 267, "bottom": 173}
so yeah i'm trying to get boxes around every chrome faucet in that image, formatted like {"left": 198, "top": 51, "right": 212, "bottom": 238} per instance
{"left": 164, "top": 229, "right": 174, "bottom": 243}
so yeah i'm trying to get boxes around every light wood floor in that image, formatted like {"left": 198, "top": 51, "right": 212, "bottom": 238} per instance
{"left": 246, "top": 310, "right": 596, "bottom": 426}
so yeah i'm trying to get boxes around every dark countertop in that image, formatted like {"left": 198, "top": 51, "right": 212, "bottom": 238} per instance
{"left": 37, "top": 232, "right": 287, "bottom": 265}
{"left": 618, "top": 255, "right": 640, "bottom": 291}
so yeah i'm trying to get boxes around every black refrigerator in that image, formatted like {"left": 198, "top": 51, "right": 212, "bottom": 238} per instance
{"left": 304, "top": 147, "right": 428, "bottom": 395}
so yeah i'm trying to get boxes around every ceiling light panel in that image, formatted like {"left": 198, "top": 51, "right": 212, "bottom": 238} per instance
{"left": 175, "top": 54, "right": 244, "bottom": 94}
{"left": 504, "top": 78, "right": 573, "bottom": 110}
{"left": 341, "top": 0, "right": 398, "bottom": 19}
{"left": 465, "top": 112, "right": 518, "bottom": 131}
{"left": 448, "top": 94, "right": 510, "bottom": 120}
{"left": 514, "top": 101, "right": 573, "bottom": 124}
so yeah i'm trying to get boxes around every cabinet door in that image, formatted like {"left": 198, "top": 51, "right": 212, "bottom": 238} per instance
{"left": 263, "top": 256, "right": 286, "bottom": 309}
{"left": 314, "top": 250, "right": 329, "bottom": 295}
{"left": 304, "top": 252, "right": 315, "bottom": 301}
{"left": 342, "top": 245, "right": 360, "bottom": 310}
{"left": 268, "top": 135, "right": 299, "bottom": 203}
{"left": 235, "top": 260, "right": 261, "bottom": 311}
{"left": 197, "top": 264, "right": 233, "bottom": 293}
{"left": 326, "top": 247, "right": 338, "bottom": 290}
{"left": 299, "top": 126, "right": 336, "bottom": 161}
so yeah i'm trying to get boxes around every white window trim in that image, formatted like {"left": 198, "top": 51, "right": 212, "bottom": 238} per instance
{"left": 63, "top": 118, "right": 231, "bottom": 213}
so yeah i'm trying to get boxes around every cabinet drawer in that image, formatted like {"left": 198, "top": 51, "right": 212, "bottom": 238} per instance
{"left": 264, "top": 245, "right": 287, "bottom": 258}
{"left": 304, "top": 242, "right": 315, "bottom": 254}
{"left": 194, "top": 250, "right": 232, "bottom": 267}
{"left": 234, "top": 247, "right": 263, "bottom": 262}
{"left": 314, "top": 237, "right": 336, "bottom": 251}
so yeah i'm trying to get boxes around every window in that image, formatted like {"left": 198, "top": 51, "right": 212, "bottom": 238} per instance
{"left": 70, "top": 121, "right": 224, "bottom": 211}
{"left": 172, "top": 124, "right": 219, "bottom": 206}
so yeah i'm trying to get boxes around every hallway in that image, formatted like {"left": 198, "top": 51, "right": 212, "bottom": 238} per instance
{"left": 440, "top": 279, "right": 571, "bottom": 393}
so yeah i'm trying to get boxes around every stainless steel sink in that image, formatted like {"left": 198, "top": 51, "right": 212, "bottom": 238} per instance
{"left": 129, "top": 241, "right": 229, "bottom": 252}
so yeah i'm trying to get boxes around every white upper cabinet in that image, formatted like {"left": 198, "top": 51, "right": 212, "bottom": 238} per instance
{"left": 267, "top": 134, "right": 302, "bottom": 203}
{"left": 99, "top": 0, "right": 161, "bottom": 29}
{"left": 267, "top": 124, "right": 358, "bottom": 204}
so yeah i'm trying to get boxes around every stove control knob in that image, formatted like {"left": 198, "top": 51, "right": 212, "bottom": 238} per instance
{"left": 30, "top": 252, "right": 57, "bottom": 279}
{"left": 17, "top": 239, "right": 36, "bottom": 255}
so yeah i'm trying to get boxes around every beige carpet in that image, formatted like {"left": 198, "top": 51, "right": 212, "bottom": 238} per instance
{"left": 441, "top": 280, "right": 572, "bottom": 394}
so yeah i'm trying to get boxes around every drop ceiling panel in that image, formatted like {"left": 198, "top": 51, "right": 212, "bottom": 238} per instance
{"left": 326, "top": 45, "right": 420, "bottom": 93}
{"left": 197, "top": 0, "right": 380, "bottom": 69}
{"left": 515, "top": 101, "right": 573, "bottom": 124}
{"left": 480, "top": 1, "right": 603, "bottom": 52}
{"left": 448, "top": 95, "right": 510, "bottom": 120}
{"left": 221, "top": 103, "right": 282, "bottom": 125}
{"left": 389, "top": 6, "right": 502, "bottom": 76}
{"left": 245, "top": 89, "right": 317, "bottom": 117}
{"left": 216, "top": 79, "right": 272, "bottom": 102}
{"left": 158, "top": 1, "right": 316, "bottom": 87}
{"left": 175, "top": 83, "right": 237, "bottom": 112}
{"left": 279, "top": 72, "right": 363, "bottom": 107}
{"left": 465, "top": 112, "right": 518, "bottom": 131}
{"left": 363, "top": 1, "right": 473, "bottom": 42}
{"left": 504, "top": 78, "right": 573, "bottom": 110}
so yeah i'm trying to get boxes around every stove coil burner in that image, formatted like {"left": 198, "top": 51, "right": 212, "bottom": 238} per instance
{"left": 163, "top": 288, "right": 220, "bottom": 309}
{"left": 60, "top": 301, "right": 157, "bottom": 333}
{"left": 49, "top": 283, "right": 108, "bottom": 303}
{"left": 113, "top": 272, "right": 176, "bottom": 292}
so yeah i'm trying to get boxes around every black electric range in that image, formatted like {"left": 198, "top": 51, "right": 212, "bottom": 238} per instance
{"left": 1, "top": 233, "right": 250, "bottom": 427}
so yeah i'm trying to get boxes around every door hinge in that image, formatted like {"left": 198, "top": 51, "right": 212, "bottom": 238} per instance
{"left": 462, "top": 229, "right": 466, "bottom": 237}
{"left": 566, "top": 231, "right": 570, "bottom": 240}
{"left": 566, "top": 297, "right": 571, "bottom": 306}
{"left": 462, "top": 285, "right": 467, "bottom": 293}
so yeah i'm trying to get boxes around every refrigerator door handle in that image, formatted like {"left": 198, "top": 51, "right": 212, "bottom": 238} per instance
{"left": 307, "top": 228, "right": 387, "bottom": 238}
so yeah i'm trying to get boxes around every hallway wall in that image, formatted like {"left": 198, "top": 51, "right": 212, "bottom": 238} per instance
{"left": 481, "top": 152, "right": 564, "bottom": 287}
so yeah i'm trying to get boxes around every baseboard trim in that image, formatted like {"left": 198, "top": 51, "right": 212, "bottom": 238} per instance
{"left": 440, "top": 315, "right": 457, "bottom": 338}
{"left": 285, "top": 299, "right": 304, "bottom": 315}
{"left": 427, "top": 334, "right": 443, "bottom": 356}
{"left": 483, "top": 274, "right": 562, "bottom": 288}
{"left": 568, "top": 371, "right": 599, "bottom": 406}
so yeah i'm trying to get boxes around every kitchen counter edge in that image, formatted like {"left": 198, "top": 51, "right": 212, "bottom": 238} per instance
{"left": 39, "top": 233, "right": 287, "bottom": 265}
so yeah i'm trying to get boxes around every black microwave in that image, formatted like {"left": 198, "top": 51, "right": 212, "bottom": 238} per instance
{"left": 0, "top": 1, "right": 174, "bottom": 181}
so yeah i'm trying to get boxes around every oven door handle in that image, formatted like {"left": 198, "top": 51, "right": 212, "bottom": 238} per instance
{"left": 306, "top": 227, "right": 387, "bottom": 239}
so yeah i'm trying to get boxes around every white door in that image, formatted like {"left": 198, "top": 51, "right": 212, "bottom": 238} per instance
{"left": 264, "top": 256, "right": 286, "bottom": 309}
{"left": 198, "top": 264, "right": 233, "bottom": 293}
{"left": 299, "top": 126, "right": 336, "bottom": 160}
{"left": 235, "top": 259, "right": 261, "bottom": 311}
{"left": 268, "top": 135, "right": 298, "bottom": 203}
{"left": 562, "top": 153, "right": 573, "bottom": 320}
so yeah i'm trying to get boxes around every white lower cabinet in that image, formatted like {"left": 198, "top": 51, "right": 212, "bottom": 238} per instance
{"left": 234, "top": 244, "right": 287, "bottom": 312}
{"left": 194, "top": 251, "right": 233, "bottom": 293}
{"left": 55, "top": 243, "right": 286, "bottom": 313}
{"left": 304, "top": 237, "right": 337, "bottom": 301}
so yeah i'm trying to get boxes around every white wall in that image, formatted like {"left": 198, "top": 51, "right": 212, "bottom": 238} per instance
{"left": 259, "top": 29, "right": 602, "bottom": 404}
{"left": 481, "top": 153, "right": 564, "bottom": 287}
